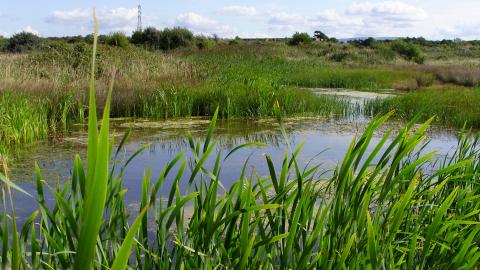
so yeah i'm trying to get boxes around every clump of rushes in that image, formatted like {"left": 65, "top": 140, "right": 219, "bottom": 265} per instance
{"left": 1, "top": 16, "right": 480, "bottom": 269}
{"left": 365, "top": 87, "right": 480, "bottom": 128}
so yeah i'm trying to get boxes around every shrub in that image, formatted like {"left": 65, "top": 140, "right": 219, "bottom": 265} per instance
{"left": 229, "top": 36, "right": 242, "bottom": 45}
{"left": 130, "top": 30, "right": 146, "bottom": 45}
{"left": 107, "top": 32, "right": 129, "bottom": 48}
{"left": 138, "top": 27, "right": 194, "bottom": 50}
{"left": 7, "top": 32, "right": 41, "bottom": 52}
{"left": 0, "top": 36, "right": 7, "bottom": 51}
{"left": 159, "top": 27, "right": 194, "bottom": 50}
{"left": 391, "top": 40, "right": 425, "bottom": 64}
{"left": 195, "top": 36, "right": 214, "bottom": 50}
{"left": 288, "top": 32, "right": 312, "bottom": 46}
{"left": 143, "top": 27, "right": 162, "bottom": 49}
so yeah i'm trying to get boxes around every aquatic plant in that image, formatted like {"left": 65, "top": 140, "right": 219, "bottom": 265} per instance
{"left": 365, "top": 87, "right": 480, "bottom": 128}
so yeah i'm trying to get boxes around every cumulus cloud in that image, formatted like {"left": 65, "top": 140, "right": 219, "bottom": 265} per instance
{"left": 347, "top": 1, "right": 427, "bottom": 22}
{"left": 265, "top": 1, "right": 428, "bottom": 38}
{"left": 217, "top": 6, "right": 258, "bottom": 16}
{"left": 268, "top": 12, "right": 308, "bottom": 26}
{"left": 19, "top": 25, "right": 40, "bottom": 35}
{"left": 174, "top": 12, "right": 233, "bottom": 35}
{"left": 438, "top": 23, "right": 480, "bottom": 40}
{"left": 45, "top": 8, "right": 138, "bottom": 33}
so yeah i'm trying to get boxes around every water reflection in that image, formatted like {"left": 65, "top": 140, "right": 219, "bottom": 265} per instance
{"left": 4, "top": 115, "right": 466, "bottom": 223}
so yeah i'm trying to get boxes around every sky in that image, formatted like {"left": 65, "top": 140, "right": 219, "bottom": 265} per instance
{"left": 1, "top": 0, "right": 480, "bottom": 40}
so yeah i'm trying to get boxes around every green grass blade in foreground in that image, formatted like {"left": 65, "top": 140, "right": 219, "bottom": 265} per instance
{"left": 85, "top": 13, "right": 99, "bottom": 189}
{"left": 74, "top": 13, "right": 115, "bottom": 270}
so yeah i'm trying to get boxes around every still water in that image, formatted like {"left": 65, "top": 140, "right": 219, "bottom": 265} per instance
{"left": 5, "top": 90, "right": 464, "bottom": 222}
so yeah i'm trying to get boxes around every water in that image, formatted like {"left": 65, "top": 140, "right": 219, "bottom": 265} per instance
{"left": 4, "top": 89, "right": 464, "bottom": 223}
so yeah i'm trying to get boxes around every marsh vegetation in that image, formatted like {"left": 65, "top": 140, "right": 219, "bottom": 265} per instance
{"left": 1, "top": 18, "right": 480, "bottom": 269}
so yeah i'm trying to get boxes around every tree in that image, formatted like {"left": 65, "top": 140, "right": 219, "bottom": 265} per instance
{"left": 107, "top": 32, "right": 129, "bottom": 48}
{"left": 288, "top": 32, "right": 312, "bottom": 46}
{"left": 7, "top": 32, "right": 41, "bottom": 52}
{"left": 130, "top": 30, "right": 146, "bottom": 45}
{"left": 143, "top": 27, "right": 162, "bottom": 50}
{"left": 314, "top": 30, "right": 329, "bottom": 40}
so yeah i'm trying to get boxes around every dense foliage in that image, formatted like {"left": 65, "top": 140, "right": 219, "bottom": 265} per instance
{"left": 6, "top": 32, "right": 41, "bottom": 53}
{"left": 106, "top": 32, "right": 129, "bottom": 48}
{"left": 391, "top": 40, "right": 425, "bottom": 64}
{"left": 0, "top": 36, "right": 7, "bottom": 51}
{"left": 289, "top": 32, "right": 313, "bottom": 46}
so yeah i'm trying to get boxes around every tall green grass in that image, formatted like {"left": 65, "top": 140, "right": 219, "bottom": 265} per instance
{"left": 0, "top": 22, "right": 480, "bottom": 268}
{"left": 365, "top": 88, "right": 480, "bottom": 128}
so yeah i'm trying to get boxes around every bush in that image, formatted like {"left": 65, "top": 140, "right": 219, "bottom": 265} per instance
{"left": 159, "top": 27, "right": 194, "bottom": 50}
{"left": 107, "top": 32, "right": 129, "bottom": 48}
{"left": 391, "top": 40, "right": 425, "bottom": 64}
{"left": 143, "top": 27, "right": 162, "bottom": 49}
{"left": 0, "top": 36, "right": 7, "bottom": 51}
{"left": 288, "top": 32, "right": 312, "bottom": 46}
{"left": 229, "top": 36, "right": 242, "bottom": 45}
{"left": 130, "top": 30, "right": 146, "bottom": 45}
{"left": 7, "top": 32, "right": 41, "bottom": 52}
{"left": 195, "top": 36, "right": 214, "bottom": 50}
{"left": 136, "top": 27, "right": 194, "bottom": 50}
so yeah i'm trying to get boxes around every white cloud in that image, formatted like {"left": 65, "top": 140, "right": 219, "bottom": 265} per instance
{"left": 45, "top": 8, "right": 138, "bottom": 33}
{"left": 438, "top": 23, "right": 480, "bottom": 40}
{"left": 347, "top": 1, "right": 427, "bottom": 22}
{"left": 217, "top": 6, "right": 258, "bottom": 16}
{"left": 268, "top": 12, "right": 308, "bottom": 26}
{"left": 19, "top": 25, "right": 39, "bottom": 35}
{"left": 264, "top": 1, "right": 428, "bottom": 38}
{"left": 174, "top": 12, "right": 233, "bottom": 35}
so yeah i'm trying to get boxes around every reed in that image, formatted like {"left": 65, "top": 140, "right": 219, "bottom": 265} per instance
{"left": 365, "top": 87, "right": 480, "bottom": 128}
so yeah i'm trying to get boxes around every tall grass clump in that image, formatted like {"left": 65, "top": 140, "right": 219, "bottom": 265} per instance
{"left": 365, "top": 87, "right": 480, "bottom": 128}
{"left": 0, "top": 93, "right": 48, "bottom": 146}
{"left": 286, "top": 67, "right": 420, "bottom": 90}
{"left": 1, "top": 16, "right": 480, "bottom": 269}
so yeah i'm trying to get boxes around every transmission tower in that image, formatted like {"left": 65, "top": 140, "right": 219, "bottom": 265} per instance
{"left": 137, "top": 5, "right": 142, "bottom": 32}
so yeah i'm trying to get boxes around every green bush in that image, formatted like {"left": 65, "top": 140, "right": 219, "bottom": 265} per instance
{"left": 107, "top": 32, "right": 129, "bottom": 48}
{"left": 134, "top": 27, "right": 194, "bottom": 50}
{"left": 229, "top": 36, "right": 242, "bottom": 45}
{"left": 391, "top": 40, "right": 425, "bottom": 64}
{"left": 7, "top": 32, "right": 41, "bottom": 53}
{"left": 130, "top": 30, "right": 146, "bottom": 45}
{"left": 288, "top": 32, "right": 312, "bottom": 46}
{"left": 195, "top": 36, "right": 214, "bottom": 50}
{"left": 0, "top": 36, "right": 7, "bottom": 51}
{"left": 159, "top": 27, "right": 194, "bottom": 50}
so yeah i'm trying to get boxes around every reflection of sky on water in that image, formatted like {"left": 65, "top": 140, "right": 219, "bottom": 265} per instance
{"left": 5, "top": 116, "right": 466, "bottom": 223}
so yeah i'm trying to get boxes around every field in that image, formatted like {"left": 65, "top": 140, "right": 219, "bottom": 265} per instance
{"left": 1, "top": 26, "right": 480, "bottom": 269}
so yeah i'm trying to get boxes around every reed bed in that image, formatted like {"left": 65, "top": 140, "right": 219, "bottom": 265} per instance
{"left": 365, "top": 87, "right": 480, "bottom": 128}
{"left": 1, "top": 25, "right": 480, "bottom": 269}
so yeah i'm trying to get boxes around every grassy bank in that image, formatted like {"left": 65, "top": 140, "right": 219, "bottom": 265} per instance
{"left": 1, "top": 40, "right": 480, "bottom": 149}
{"left": 365, "top": 88, "right": 480, "bottom": 128}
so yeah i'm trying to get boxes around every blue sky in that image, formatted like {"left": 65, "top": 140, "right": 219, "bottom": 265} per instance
{"left": 1, "top": 1, "right": 480, "bottom": 39}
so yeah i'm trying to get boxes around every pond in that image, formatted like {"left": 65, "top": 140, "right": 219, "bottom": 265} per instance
{"left": 6, "top": 110, "right": 463, "bottom": 224}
